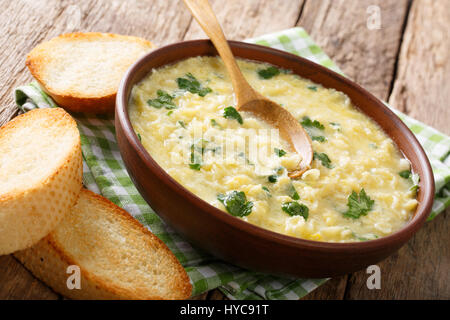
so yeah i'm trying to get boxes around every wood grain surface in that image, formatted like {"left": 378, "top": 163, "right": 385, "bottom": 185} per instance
{"left": 0, "top": 0, "right": 448, "bottom": 300}
{"left": 389, "top": 0, "right": 450, "bottom": 135}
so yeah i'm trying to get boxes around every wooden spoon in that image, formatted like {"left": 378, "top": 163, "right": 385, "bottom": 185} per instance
{"left": 182, "top": 0, "right": 313, "bottom": 178}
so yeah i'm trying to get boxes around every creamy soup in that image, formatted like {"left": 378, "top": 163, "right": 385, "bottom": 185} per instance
{"left": 129, "top": 56, "right": 418, "bottom": 243}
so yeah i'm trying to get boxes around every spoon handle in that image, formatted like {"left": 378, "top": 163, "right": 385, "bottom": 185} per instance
{"left": 182, "top": 0, "right": 258, "bottom": 106}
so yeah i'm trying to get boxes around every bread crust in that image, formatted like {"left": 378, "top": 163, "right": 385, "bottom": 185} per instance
{"left": 15, "top": 189, "right": 192, "bottom": 300}
{"left": 26, "top": 32, "right": 154, "bottom": 114}
{"left": 0, "top": 108, "right": 83, "bottom": 255}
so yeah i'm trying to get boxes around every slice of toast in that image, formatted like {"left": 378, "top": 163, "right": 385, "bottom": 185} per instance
{"left": 14, "top": 189, "right": 192, "bottom": 300}
{"left": 26, "top": 32, "right": 154, "bottom": 114}
{"left": 0, "top": 108, "right": 83, "bottom": 255}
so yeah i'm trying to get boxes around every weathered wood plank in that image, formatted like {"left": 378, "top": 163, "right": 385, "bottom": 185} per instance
{"left": 389, "top": 0, "right": 450, "bottom": 135}
{"left": 297, "top": 0, "right": 410, "bottom": 100}
{"left": 301, "top": 276, "right": 347, "bottom": 300}
{"left": 0, "top": 0, "right": 193, "bottom": 127}
{"left": 0, "top": 0, "right": 63, "bottom": 126}
{"left": 207, "top": 289, "right": 228, "bottom": 300}
{"left": 184, "top": 0, "right": 304, "bottom": 41}
{"left": 0, "top": 255, "right": 59, "bottom": 300}
{"left": 345, "top": 210, "right": 449, "bottom": 299}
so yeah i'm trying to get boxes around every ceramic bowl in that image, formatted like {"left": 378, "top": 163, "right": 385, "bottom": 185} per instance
{"left": 115, "top": 40, "right": 434, "bottom": 277}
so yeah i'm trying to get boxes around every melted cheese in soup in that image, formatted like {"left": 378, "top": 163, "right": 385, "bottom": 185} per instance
{"left": 129, "top": 56, "right": 418, "bottom": 243}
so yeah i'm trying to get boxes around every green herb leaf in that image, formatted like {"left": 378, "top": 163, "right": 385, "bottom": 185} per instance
{"left": 343, "top": 189, "right": 374, "bottom": 219}
{"left": 191, "top": 139, "right": 209, "bottom": 154}
{"left": 262, "top": 186, "right": 272, "bottom": 197}
{"left": 329, "top": 122, "right": 341, "bottom": 131}
{"left": 313, "top": 151, "right": 333, "bottom": 168}
{"left": 289, "top": 184, "right": 300, "bottom": 200}
{"left": 268, "top": 174, "right": 278, "bottom": 183}
{"left": 282, "top": 202, "right": 309, "bottom": 220}
{"left": 189, "top": 139, "right": 209, "bottom": 171}
{"left": 137, "top": 133, "right": 142, "bottom": 142}
{"left": 399, "top": 170, "right": 411, "bottom": 179}
{"left": 217, "top": 191, "right": 253, "bottom": 217}
{"left": 147, "top": 89, "right": 177, "bottom": 109}
{"left": 211, "top": 119, "right": 223, "bottom": 129}
{"left": 410, "top": 173, "right": 420, "bottom": 194}
{"left": 311, "top": 135, "right": 326, "bottom": 142}
{"left": 307, "top": 85, "right": 318, "bottom": 91}
{"left": 301, "top": 116, "right": 325, "bottom": 130}
{"left": 167, "top": 111, "right": 173, "bottom": 116}
{"left": 189, "top": 150, "right": 202, "bottom": 170}
{"left": 177, "top": 73, "right": 212, "bottom": 97}
{"left": 177, "top": 120, "right": 186, "bottom": 128}
{"left": 353, "top": 233, "right": 379, "bottom": 241}
{"left": 223, "top": 106, "right": 243, "bottom": 124}
{"left": 189, "top": 163, "right": 201, "bottom": 171}
{"left": 257, "top": 66, "right": 280, "bottom": 79}
{"left": 301, "top": 116, "right": 326, "bottom": 142}
{"left": 274, "top": 148, "right": 287, "bottom": 157}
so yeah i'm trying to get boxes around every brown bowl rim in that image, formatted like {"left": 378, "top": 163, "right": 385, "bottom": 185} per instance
{"left": 116, "top": 39, "right": 435, "bottom": 253}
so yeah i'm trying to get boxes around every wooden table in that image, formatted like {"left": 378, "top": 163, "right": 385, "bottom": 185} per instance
{"left": 0, "top": 0, "right": 448, "bottom": 300}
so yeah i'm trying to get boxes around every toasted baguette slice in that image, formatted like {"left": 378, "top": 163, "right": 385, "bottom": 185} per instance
{"left": 0, "top": 108, "right": 82, "bottom": 255}
{"left": 26, "top": 32, "right": 154, "bottom": 114}
{"left": 15, "top": 189, "right": 192, "bottom": 300}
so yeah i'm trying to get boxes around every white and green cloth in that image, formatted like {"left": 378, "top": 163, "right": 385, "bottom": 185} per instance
{"left": 14, "top": 27, "right": 450, "bottom": 299}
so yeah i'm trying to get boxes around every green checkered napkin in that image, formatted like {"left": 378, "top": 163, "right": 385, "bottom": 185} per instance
{"left": 14, "top": 27, "right": 449, "bottom": 300}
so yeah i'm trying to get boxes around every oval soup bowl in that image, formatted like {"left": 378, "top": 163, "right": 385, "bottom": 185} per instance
{"left": 116, "top": 40, "right": 434, "bottom": 278}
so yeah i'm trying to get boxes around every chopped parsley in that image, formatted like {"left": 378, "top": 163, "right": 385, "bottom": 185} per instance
{"left": 353, "top": 233, "right": 379, "bottom": 241}
{"left": 191, "top": 139, "right": 209, "bottom": 154}
{"left": 275, "top": 166, "right": 285, "bottom": 175}
{"left": 399, "top": 170, "right": 411, "bottom": 179}
{"left": 237, "top": 152, "right": 254, "bottom": 166}
{"left": 189, "top": 139, "right": 209, "bottom": 171}
{"left": 189, "top": 149, "right": 202, "bottom": 170}
{"left": 274, "top": 148, "right": 287, "bottom": 157}
{"left": 301, "top": 116, "right": 325, "bottom": 130}
{"left": 147, "top": 89, "right": 177, "bottom": 110}
{"left": 282, "top": 202, "right": 309, "bottom": 220}
{"left": 268, "top": 174, "right": 278, "bottom": 183}
{"left": 177, "top": 73, "right": 212, "bottom": 97}
{"left": 307, "top": 85, "right": 318, "bottom": 91}
{"left": 312, "top": 136, "right": 326, "bottom": 142}
{"left": 399, "top": 170, "right": 419, "bottom": 194}
{"left": 211, "top": 119, "right": 223, "bottom": 129}
{"left": 137, "top": 133, "right": 142, "bottom": 142}
{"left": 223, "top": 106, "right": 243, "bottom": 124}
{"left": 313, "top": 151, "right": 333, "bottom": 169}
{"left": 177, "top": 120, "right": 187, "bottom": 129}
{"left": 167, "top": 110, "right": 173, "bottom": 116}
{"left": 257, "top": 66, "right": 280, "bottom": 79}
{"left": 217, "top": 191, "right": 253, "bottom": 217}
{"left": 343, "top": 189, "right": 374, "bottom": 219}
{"left": 262, "top": 186, "right": 271, "bottom": 197}
{"left": 289, "top": 184, "right": 300, "bottom": 200}
{"left": 189, "top": 163, "right": 201, "bottom": 171}
{"left": 301, "top": 116, "right": 326, "bottom": 142}
{"left": 410, "top": 173, "right": 420, "bottom": 194}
